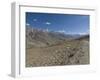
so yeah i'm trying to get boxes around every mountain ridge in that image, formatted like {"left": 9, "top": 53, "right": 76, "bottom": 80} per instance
{"left": 26, "top": 26, "right": 89, "bottom": 48}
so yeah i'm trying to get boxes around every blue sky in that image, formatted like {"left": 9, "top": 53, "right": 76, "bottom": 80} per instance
{"left": 26, "top": 12, "right": 89, "bottom": 34}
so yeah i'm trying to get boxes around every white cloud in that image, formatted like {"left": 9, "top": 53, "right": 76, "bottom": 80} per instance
{"left": 57, "top": 30, "right": 89, "bottom": 35}
{"left": 78, "top": 32, "right": 89, "bottom": 35}
{"left": 58, "top": 30, "right": 66, "bottom": 34}
{"left": 26, "top": 23, "right": 30, "bottom": 26}
{"left": 33, "top": 19, "right": 37, "bottom": 21}
{"left": 45, "top": 22, "right": 51, "bottom": 25}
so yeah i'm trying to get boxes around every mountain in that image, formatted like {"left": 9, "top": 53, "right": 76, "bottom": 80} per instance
{"left": 26, "top": 26, "right": 86, "bottom": 48}
{"left": 26, "top": 26, "right": 89, "bottom": 67}
{"left": 75, "top": 35, "right": 89, "bottom": 41}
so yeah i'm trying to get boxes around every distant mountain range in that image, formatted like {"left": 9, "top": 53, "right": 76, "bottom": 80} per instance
{"left": 26, "top": 26, "right": 89, "bottom": 48}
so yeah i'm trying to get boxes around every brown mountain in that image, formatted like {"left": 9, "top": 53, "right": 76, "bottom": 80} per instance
{"left": 26, "top": 26, "right": 82, "bottom": 48}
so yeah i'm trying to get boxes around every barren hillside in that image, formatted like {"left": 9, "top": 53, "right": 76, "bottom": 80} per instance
{"left": 26, "top": 26, "right": 89, "bottom": 67}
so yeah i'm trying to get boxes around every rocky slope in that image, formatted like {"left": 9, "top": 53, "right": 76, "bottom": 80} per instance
{"left": 26, "top": 26, "right": 89, "bottom": 67}
{"left": 26, "top": 26, "right": 81, "bottom": 48}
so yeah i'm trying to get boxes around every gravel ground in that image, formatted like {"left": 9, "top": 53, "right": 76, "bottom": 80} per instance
{"left": 26, "top": 39, "right": 89, "bottom": 67}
